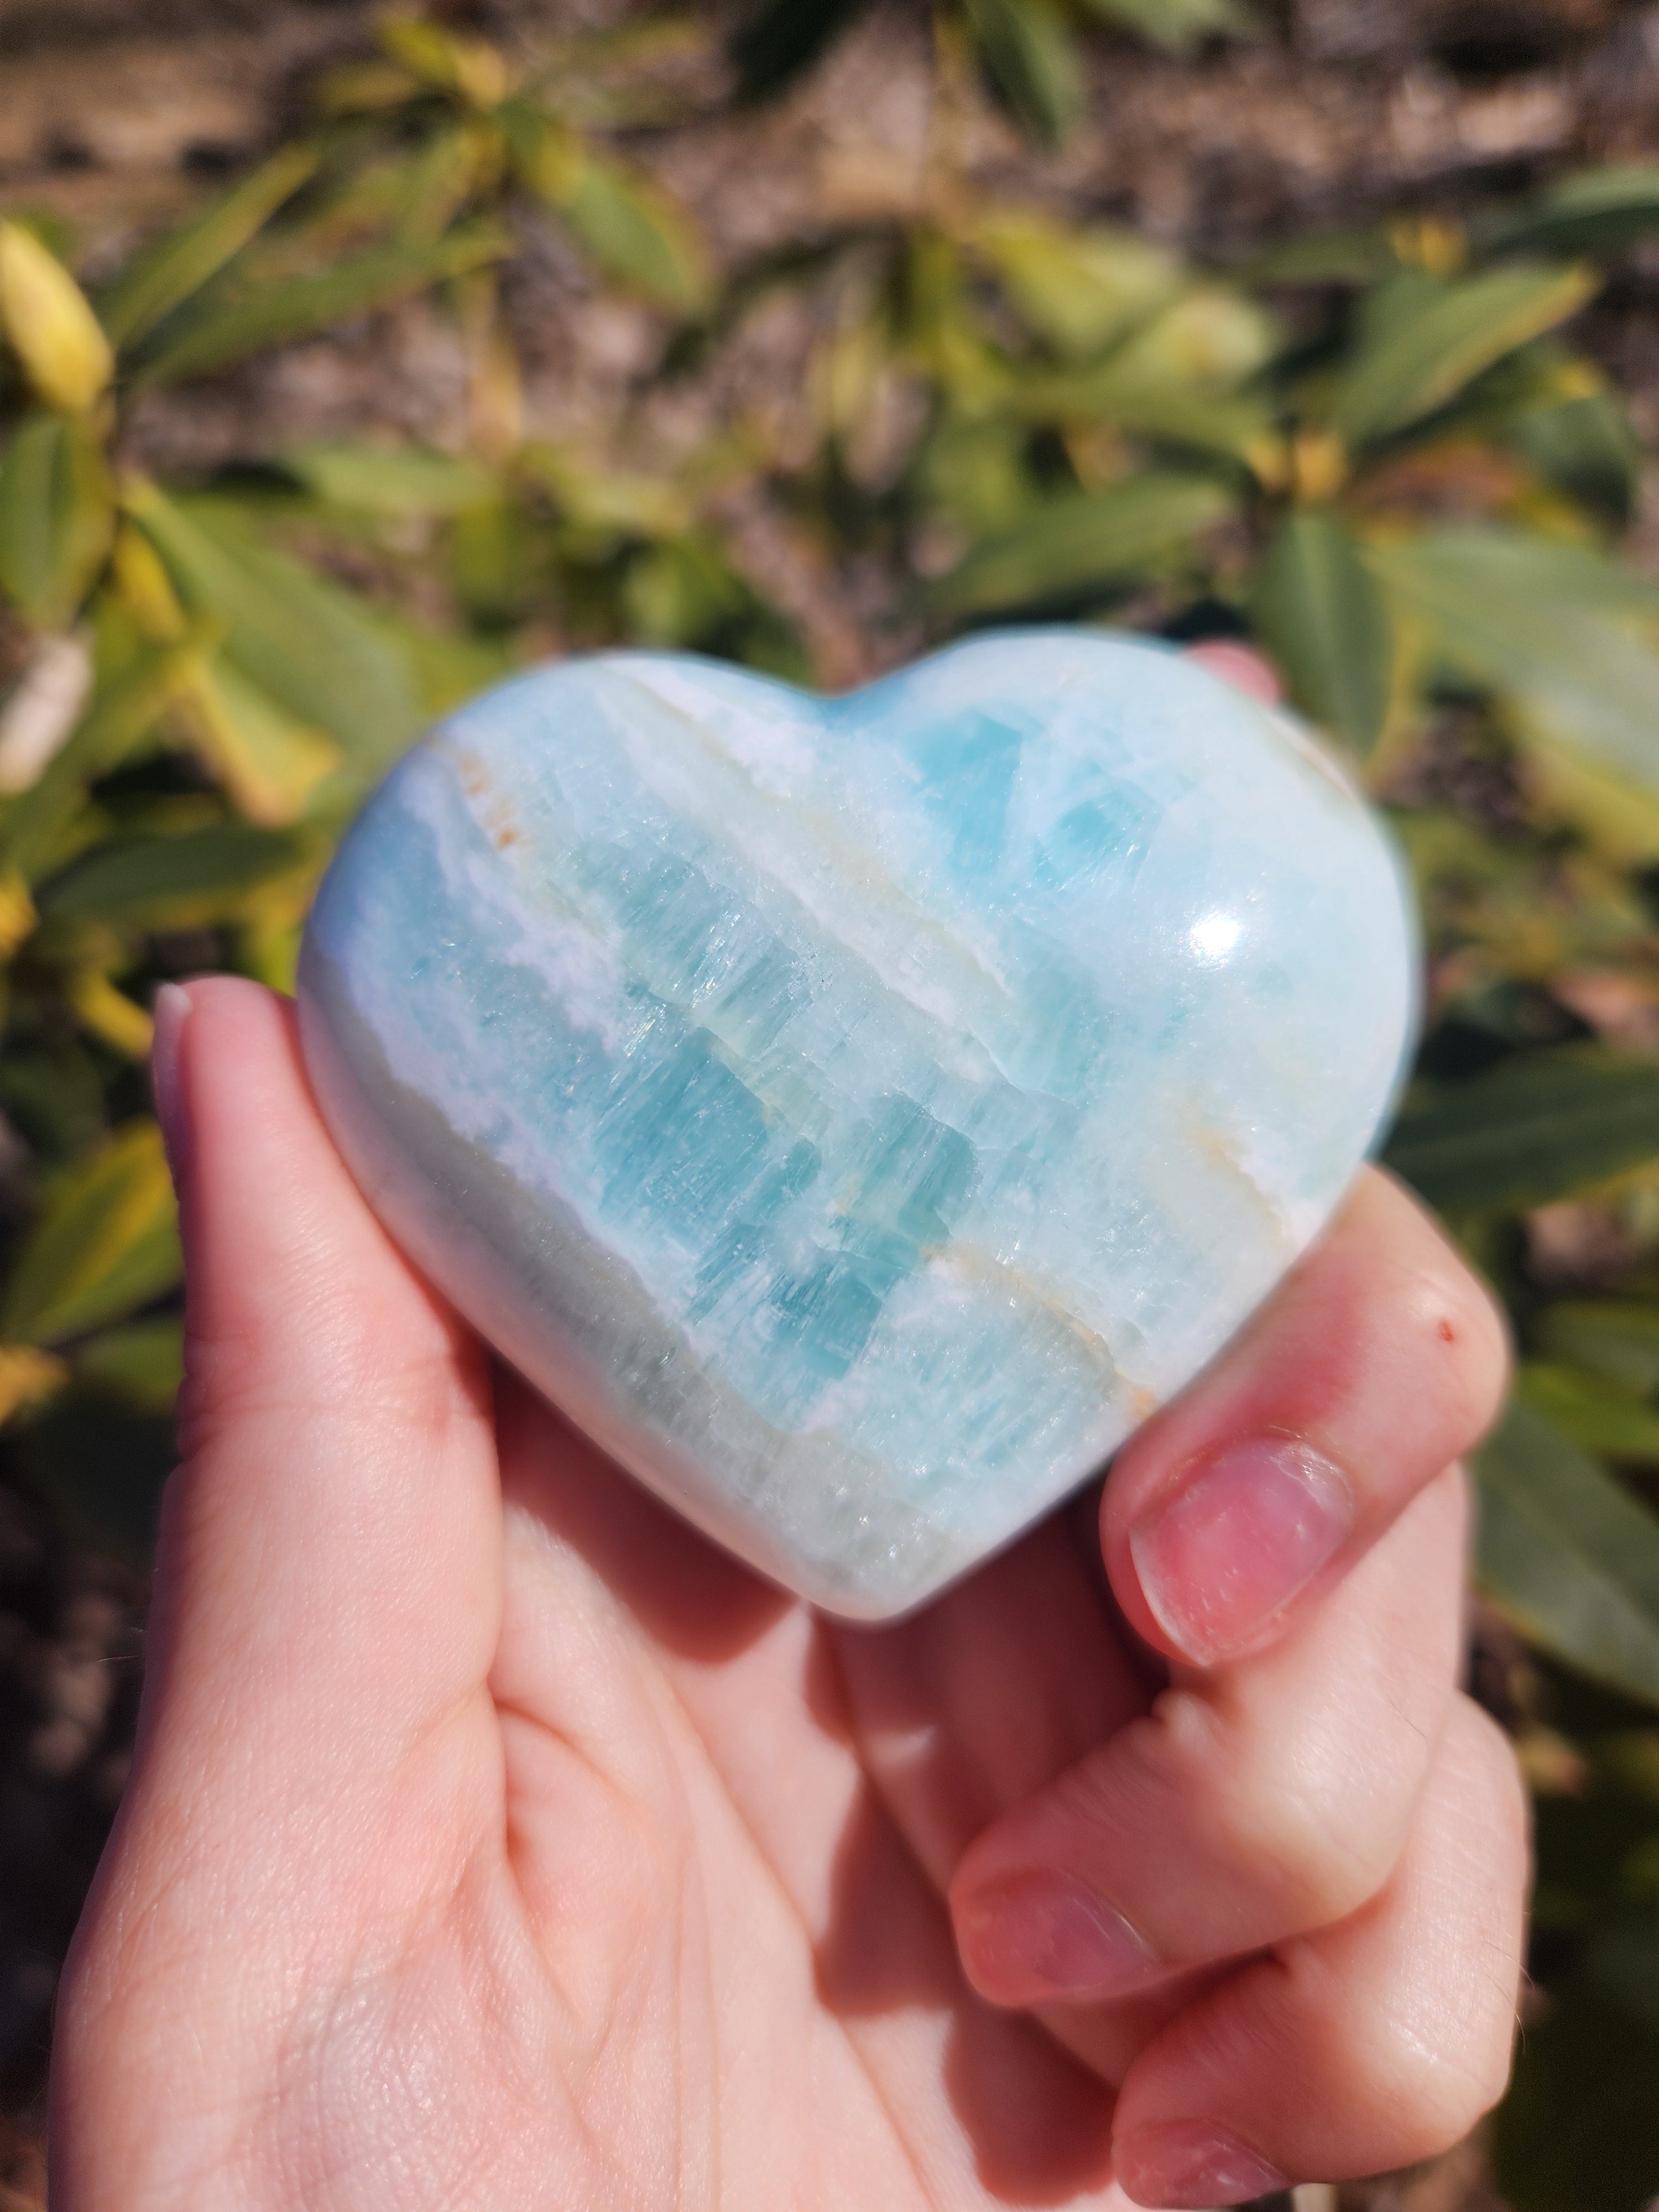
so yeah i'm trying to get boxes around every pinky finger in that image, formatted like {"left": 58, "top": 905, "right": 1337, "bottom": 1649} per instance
{"left": 1110, "top": 1694, "right": 1528, "bottom": 2208}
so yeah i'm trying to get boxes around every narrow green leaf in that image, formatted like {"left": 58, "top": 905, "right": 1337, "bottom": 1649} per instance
{"left": 1517, "top": 1362, "right": 1659, "bottom": 1464}
{"left": 961, "top": 0, "right": 1083, "bottom": 149}
{"left": 730, "top": 0, "right": 874, "bottom": 99}
{"left": 928, "top": 472, "right": 1234, "bottom": 617}
{"left": 2, "top": 1120, "right": 181, "bottom": 1348}
{"left": 1504, "top": 388, "right": 1640, "bottom": 524}
{"left": 137, "top": 222, "right": 510, "bottom": 385}
{"left": 966, "top": 211, "right": 1181, "bottom": 359}
{"left": 1475, "top": 1397, "right": 1659, "bottom": 1707}
{"left": 128, "top": 485, "right": 424, "bottom": 772}
{"left": 1251, "top": 510, "right": 1393, "bottom": 755}
{"left": 286, "top": 442, "right": 502, "bottom": 517}
{"left": 1534, "top": 1301, "right": 1659, "bottom": 1400}
{"left": 36, "top": 821, "right": 311, "bottom": 929}
{"left": 99, "top": 144, "right": 319, "bottom": 351}
{"left": 3, "top": 636, "right": 206, "bottom": 885}
{"left": 1384, "top": 1047, "right": 1659, "bottom": 1217}
{"left": 0, "top": 413, "right": 114, "bottom": 632}
{"left": 72, "top": 1314, "right": 184, "bottom": 1413}
{"left": 1481, "top": 164, "right": 1659, "bottom": 259}
{"left": 1367, "top": 528, "right": 1659, "bottom": 798}
{"left": 508, "top": 113, "right": 711, "bottom": 314}
{"left": 1074, "top": 0, "right": 1259, "bottom": 53}
{"left": 1332, "top": 264, "right": 1599, "bottom": 446}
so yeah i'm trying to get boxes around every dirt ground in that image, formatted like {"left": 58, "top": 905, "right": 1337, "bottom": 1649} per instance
{"left": 6, "top": 3, "right": 1659, "bottom": 2205}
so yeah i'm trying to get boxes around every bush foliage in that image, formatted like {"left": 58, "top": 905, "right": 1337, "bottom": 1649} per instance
{"left": 3, "top": 9, "right": 1659, "bottom": 2202}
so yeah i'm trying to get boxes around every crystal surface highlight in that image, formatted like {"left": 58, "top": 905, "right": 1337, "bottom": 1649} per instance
{"left": 297, "top": 631, "right": 1416, "bottom": 1618}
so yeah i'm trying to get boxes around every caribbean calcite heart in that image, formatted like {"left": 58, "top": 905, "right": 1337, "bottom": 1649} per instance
{"left": 297, "top": 631, "right": 1415, "bottom": 1619}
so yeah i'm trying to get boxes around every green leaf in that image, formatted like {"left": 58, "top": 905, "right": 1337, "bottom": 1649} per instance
{"left": 927, "top": 472, "right": 1234, "bottom": 616}
{"left": 1074, "top": 0, "right": 1259, "bottom": 53}
{"left": 0, "top": 412, "right": 114, "bottom": 632}
{"left": 98, "top": 144, "right": 320, "bottom": 351}
{"left": 1517, "top": 1362, "right": 1659, "bottom": 1464}
{"left": 505, "top": 112, "right": 711, "bottom": 314}
{"left": 961, "top": 0, "right": 1083, "bottom": 149}
{"left": 1105, "top": 283, "right": 1280, "bottom": 390}
{"left": 964, "top": 211, "right": 1181, "bottom": 358}
{"left": 72, "top": 1314, "right": 184, "bottom": 1413}
{"left": 1366, "top": 528, "right": 1659, "bottom": 799}
{"left": 1504, "top": 388, "right": 1640, "bottom": 525}
{"left": 730, "top": 0, "right": 873, "bottom": 99}
{"left": 1482, "top": 164, "right": 1659, "bottom": 260}
{"left": 286, "top": 442, "right": 502, "bottom": 518}
{"left": 36, "top": 821, "right": 311, "bottom": 929}
{"left": 1250, "top": 511, "right": 1393, "bottom": 756}
{"left": 1239, "top": 227, "right": 1397, "bottom": 285}
{"left": 1476, "top": 1398, "right": 1659, "bottom": 1706}
{"left": 1332, "top": 264, "right": 1599, "bottom": 446}
{"left": 127, "top": 485, "right": 424, "bottom": 774}
{"left": 1495, "top": 1980, "right": 1659, "bottom": 2212}
{"left": 1384, "top": 1048, "right": 1659, "bottom": 1218}
{"left": 3, "top": 635, "right": 206, "bottom": 885}
{"left": 1534, "top": 1302, "right": 1659, "bottom": 1401}
{"left": 136, "top": 222, "right": 510, "bottom": 385}
{"left": 2, "top": 1120, "right": 181, "bottom": 1348}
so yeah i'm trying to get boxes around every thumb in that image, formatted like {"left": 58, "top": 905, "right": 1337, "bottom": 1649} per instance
{"left": 137, "top": 977, "right": 502, "bottom": 1801}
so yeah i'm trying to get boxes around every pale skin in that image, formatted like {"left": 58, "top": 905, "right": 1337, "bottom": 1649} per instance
{"left": 51, "top": 657, "right": 1529, "bottom": 2209}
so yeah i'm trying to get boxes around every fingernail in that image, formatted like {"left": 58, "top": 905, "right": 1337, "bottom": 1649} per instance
{"left": 955, "top": 1870, "right": 1164, "bottom": 2006}
{"left": 150, "top": 982, "right": 194, "bottom": 1181}
{"left": 1130, "top": 1437, "right": 1354, "bottom": 1666}
{"left": 1114, "top": 2121, "right": 1287, "bottom": 2208}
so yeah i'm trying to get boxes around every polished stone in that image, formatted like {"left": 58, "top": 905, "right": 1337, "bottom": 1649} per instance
{"left": 297, "top": 632, "right": 1416, "bottom": 1618}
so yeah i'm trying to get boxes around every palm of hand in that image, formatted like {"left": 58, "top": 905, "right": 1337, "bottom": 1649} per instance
{"left": 55, "top": 981, "right": 1524, "bottom": 2212}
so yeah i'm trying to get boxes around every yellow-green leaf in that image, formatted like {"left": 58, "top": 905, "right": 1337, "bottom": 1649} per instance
{"left": 0, "top": 412, "right": 114, "bottom": 632}
{"left": 1534, "top": 1302, "right": 1659, "bottom": 1401}
{"left": 1517, "top": 1363, "right": 1659, "bottom": 1464}
{"left": 99, "top": 144, "right": 320, "bottom": 351}
{"left": 36, "top": 821, "right": 312, "bottom": 930}
{"left": 0, "top": 223, "right": 113, "bottom": 414}
{"left": 1384, "top": 1047, "right": 1659, "bottom": 1218}
{"left": 963, "top": 210, "right": 1180, "bottom": 358}
{"left": 1074, "top": 0, "right": 1259, "bottom": 53}
{"left": 286, "top": 442, "right": 502, "bottom": 517}
{"left": 1332, "top": 263, "right": 1599, "bottom": 446}
{"left": 1476, "top": 1397, "right": 1659, "bottom": 1707}
{"left": 137, "top": 222, "right": 510, "bottom": 385}
{"left": 1251, "top": 510, "right": 1394, "bottom": 756}
{"left": 928, "top": 471, "right": 1234, "bottom": 615}
{"left": 72, "top": 1314, "right": 184, "bottom": 1413}
{"left": 507, "top": 111, "right": 711, "bottom": 314}
{"left": 2, "top": 1120, "right": 181, "bottom": 1348}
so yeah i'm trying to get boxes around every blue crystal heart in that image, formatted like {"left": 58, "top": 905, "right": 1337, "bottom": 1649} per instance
{"left": 298, "top": 631, "right": 1416, "bottom": 1618}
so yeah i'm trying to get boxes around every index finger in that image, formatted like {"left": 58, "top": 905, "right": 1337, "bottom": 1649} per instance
{"left": 1102, "top": 1165, "right": 1507, "bottom": 1668}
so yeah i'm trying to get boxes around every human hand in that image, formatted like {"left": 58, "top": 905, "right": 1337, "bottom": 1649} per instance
{"left": 51, "top": 967, "right": 1524, "bottom": 2206}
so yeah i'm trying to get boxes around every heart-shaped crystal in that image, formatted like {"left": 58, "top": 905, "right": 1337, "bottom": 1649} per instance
{"left": 298, "top": 632, "right": 1415, "bottom": 1618}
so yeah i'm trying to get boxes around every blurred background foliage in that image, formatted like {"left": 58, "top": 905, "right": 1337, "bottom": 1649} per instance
{"left": 4, "top": 1, "right": 1659, "bottom": 2204}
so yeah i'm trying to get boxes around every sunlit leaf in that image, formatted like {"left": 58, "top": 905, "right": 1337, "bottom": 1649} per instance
{"left": 521, "top": 441, "right": 692, "bottom": 541}
{"left": 1384, "top": 1048, "right": 1659, "bottom": 1218}
{"left": 379, "top": 17, "right": 512, "bottom": 108}
{"left": 1483, "top": 164, "right": 1659, "bottom": 260}
{"left": 963, "top": 210, "right": 1181, "bottom": 358}
{"left": 2, "top": 1120, "right": 181, "bottom": 1348}
{"left": 1251, "top": 510, "right": 1393, "bottom": 755}
{"left": 1106, "top": 283, "right": 1279, "bottom": 390}
{"left": 1367, "top": 528, "right": 1659, "bottom": 799}
{"left": 961, "top": 0, "right": 1083, "bottom": 149}
{"left": 285, "top": 442, "right": 502, "bottom": 517}
{"left": 0, "top": 411, "right": 113, "bottom": 631}
{"left": 136, "top": 223, "right": 510, "bottom": 385}
{"left": 0, "top": 223, "right": 113, "bottom": 414}
{"left": 623, "top": 534, "right": 748, "bottom": 644}
{"left": 1332, "top": 264, "right": 1599, "bottom": 446}
{"left": 505, "top": 109, "right": 711, "bottom": 313}
{"left": 1517, "top": 1362, "right": 1659, "bottom": 1464}
{"left": 36, "top": 821, "right": 312, "bottom": 930}
{"left": 127, "top": 483, "right": 424, "bottom": 773}
{"left": 927, "top": 471, "right": 1234, "bottom": 615}
{"left": 1476, "top": 1398, "right": 1659, "bottom": 1707}
{"left": 98, "top": 144, "right": 320, "bottom": 351}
